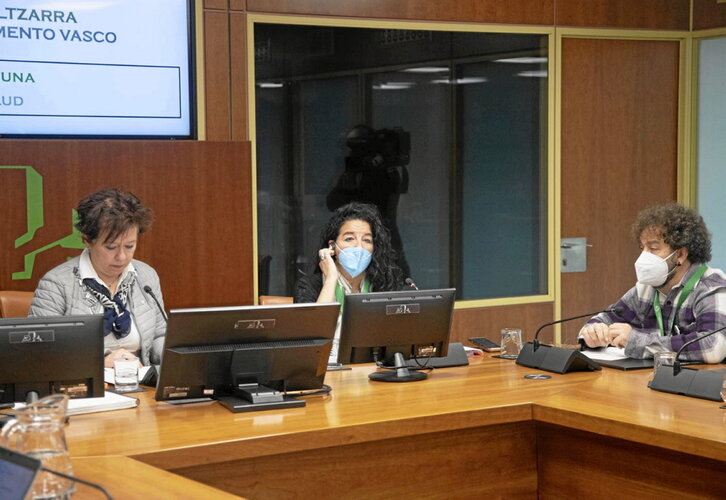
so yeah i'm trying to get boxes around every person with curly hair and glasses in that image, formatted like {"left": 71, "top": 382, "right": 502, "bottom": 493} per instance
{"left": 580, "top": 203, "right": 726, "bottom": 363}
{"left": 29, "top": 188, "right": 166, "bottom": 368}
{"left": 295, "top": 202, "right": 405, "bottom": 362}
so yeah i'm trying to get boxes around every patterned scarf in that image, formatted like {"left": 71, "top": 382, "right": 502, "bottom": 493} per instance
{"left": 82, "top": 277, "right": 134, "bottom": 338}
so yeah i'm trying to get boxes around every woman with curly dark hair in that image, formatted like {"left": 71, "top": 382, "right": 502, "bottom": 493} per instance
{"left": 580, "top": 203, "right": 726, "bottom": 363}
{"left": 294, "top": 202, "right": 405, "bottom": 361}
{"left": 295, "top": 202, "right": 404, "bottom": 302}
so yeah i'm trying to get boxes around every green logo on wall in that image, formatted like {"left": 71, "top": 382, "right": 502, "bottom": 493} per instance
{"left": 1, "top": 166, "right": 84, "bottom": 280}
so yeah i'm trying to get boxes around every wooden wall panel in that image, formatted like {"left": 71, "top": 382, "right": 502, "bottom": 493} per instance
{"left": 0, "top": 140, "right": 253, "bottom": 310}
{"left": 246, "top": 0, "right": 555, "bottom": 25}
{"left": 451, "top": 302, "right": 554, "bottom": 345}
{"left": 204, "top": 10, "right": 232, "bottom": 141}
{"left": 537, "top": 423, "right": 726, "bottom": 498}
{"left": 203, "top": 0, "right": 228, "bottom": 10}
{"left": 556, "top": 0, "right": 690, "bottom": 30}
{"left": 230, "top": 12, "right": 249, "bottom": 142}
{"left": 693, "top": 0, "right": 726, "bottom": 30}
{"left": 0, "top": 169, "right": 31, "bottom": 291}
{"left": 559, "top": 38, "right": 680, "bottom": 341}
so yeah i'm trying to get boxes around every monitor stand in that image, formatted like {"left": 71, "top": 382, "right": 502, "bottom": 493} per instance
{"left": 25, "top": 391, "right": 40, "bottom": 404}
{"left": 369, "top": 352, "right": 428, "bottom": 383}
{"left": 217, "top": 383, "right": 305, "bottom": 413}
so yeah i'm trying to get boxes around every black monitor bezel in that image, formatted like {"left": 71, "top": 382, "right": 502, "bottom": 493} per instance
{"left": 337, "top": 288, "right": 456, "bottom": 365}
{"left": 0, "top": 445, "right": 41, "bottom": 500}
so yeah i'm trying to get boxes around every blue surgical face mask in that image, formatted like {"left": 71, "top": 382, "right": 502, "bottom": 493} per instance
{"left": 336, "top": 245, "right": 372, "bottom": 278}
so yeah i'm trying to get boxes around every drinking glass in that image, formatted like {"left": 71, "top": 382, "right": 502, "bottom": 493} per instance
{"left": 114, "top": 359, "right": 139, "bottom": 392}
{"left": 500, "top": 328, "right": 523, "bottom": 359}
{"left": 653, "top": 351, "right": 676, "bottom": 378}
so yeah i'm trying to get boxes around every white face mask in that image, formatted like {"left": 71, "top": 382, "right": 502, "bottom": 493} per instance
{"left": 634, "top": 250, "right": 677, "bottom": 287}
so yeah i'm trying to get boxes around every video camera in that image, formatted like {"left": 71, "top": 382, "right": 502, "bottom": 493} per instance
{"left": 346, "top": 126, "right": 410, "bottom": 169}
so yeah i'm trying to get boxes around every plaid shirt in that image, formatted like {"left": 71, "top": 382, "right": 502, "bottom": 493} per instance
{"left": 586, "top": 264, "right": 726, "bottom": 363}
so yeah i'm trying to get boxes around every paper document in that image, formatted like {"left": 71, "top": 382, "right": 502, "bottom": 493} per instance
{"left": 581, "top": 347, "right": 628, "bottom": 361}
{"left": 67, "top": 391, "right": 139, "bottom": 416}
{"left": 104, "top": 366, "right": 152, "bottom": 385}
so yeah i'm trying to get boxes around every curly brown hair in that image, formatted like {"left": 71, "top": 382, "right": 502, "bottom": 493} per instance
{"left": 75, "top": 189, "right": 153, "bottom": 244}
{"left": 632, "top": 203, "right": 711, "bottom": 263}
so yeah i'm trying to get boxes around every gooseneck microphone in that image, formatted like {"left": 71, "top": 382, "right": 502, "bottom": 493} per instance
{"left": 649, "top": 324, "right": 726, "bottom": 401}
{"left": 404, "top": 278, "right": 419, "bottom": 291}
{"left": 533, "top": 309, "right": 614, "bottom": 350}
{"left": 516, "top": 308, "right": 614, "bottom": 374}
{"left": 143, "top": 285, "right": 168, "bottom": 323}
{"left": 672, "top": 324, "right": 726, "bottom": 375}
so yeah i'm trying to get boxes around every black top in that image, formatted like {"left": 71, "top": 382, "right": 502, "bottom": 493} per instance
{"left": 294, "top": 273, "right": 325, "bottom": 303}
{"left": 293, "top": 273, "right": 406, "bottom": 303}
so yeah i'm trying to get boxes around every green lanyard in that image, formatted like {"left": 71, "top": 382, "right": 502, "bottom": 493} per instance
{"left": 334, "top": 278, "right": 370, "bottom": 308}
{"left": 652, "top": 263, "right": 707, "bottom": 336}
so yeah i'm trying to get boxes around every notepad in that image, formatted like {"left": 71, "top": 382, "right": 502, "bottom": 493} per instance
{"left": 581, "top": 347, "right": 629, "bottom": 361}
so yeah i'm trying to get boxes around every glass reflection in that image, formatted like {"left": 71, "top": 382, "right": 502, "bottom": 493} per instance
{"left": 255, "top": 24, "right": 548, "bottom": 301}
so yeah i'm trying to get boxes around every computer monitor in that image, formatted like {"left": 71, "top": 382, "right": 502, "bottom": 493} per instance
{"left": 154, "top": 302, "right": 339, "bottom": 413}
{"left": 338, "top": 288, "right": 456, "bottom": 382}
{"left": 0, "top": 315, "right": 104, "bottom": 404}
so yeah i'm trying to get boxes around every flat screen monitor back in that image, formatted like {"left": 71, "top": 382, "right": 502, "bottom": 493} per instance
{"left": 338, "top": 288, "right": 456, "bottom": 365}
{"left": 155, "top": 302, "right": 340, "bottom": 406}
{"left": 0, "top": 315, "right": 104, "bottom": 404}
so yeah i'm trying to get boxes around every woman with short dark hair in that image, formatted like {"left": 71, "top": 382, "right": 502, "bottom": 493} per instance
{"left": 29, "top": 189, "right": 166, "bottom": 368}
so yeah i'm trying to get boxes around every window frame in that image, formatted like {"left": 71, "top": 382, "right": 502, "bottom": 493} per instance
{"left": 247, "top": 15, "right": 556, "bottom": 309}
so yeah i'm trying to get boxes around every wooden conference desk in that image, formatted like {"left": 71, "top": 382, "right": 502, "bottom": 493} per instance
{"left": 66, "top": 357, "right": 725, "bottom": 499}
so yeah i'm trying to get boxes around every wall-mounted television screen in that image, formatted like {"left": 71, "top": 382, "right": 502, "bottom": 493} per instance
{"left": 0, "top": 0, "right": 195, "bottom": 138}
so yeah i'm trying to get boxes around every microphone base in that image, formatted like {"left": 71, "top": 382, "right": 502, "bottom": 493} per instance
{"left": 516, "top": 342, "right": 601, "bottom": 374}
{"left": 648, "top": 365, "right": 724, "bottom": 401}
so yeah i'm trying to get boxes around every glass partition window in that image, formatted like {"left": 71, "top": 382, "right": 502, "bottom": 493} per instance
{"left": 254, "top": 23, "right": 549, "bottom": 301}
{"left": 696, "top": 36, "right": 726, "bottom": 270}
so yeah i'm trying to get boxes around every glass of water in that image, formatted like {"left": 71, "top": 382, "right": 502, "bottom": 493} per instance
{"left": 500, "top": 328, "right": 523, "bottom": 359}
{"left": 653, "top": 351, "right": 676, "bottom": 378}
{"left": 114, "top": 359, "right": 139, "bottom": 392}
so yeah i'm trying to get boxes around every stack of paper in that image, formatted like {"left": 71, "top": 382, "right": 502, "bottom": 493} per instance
{"left": 67, "top": 391, "right": 138, "bottom": 416}
{"left": 103, "top": 366, "right": 153, "bottom": 385}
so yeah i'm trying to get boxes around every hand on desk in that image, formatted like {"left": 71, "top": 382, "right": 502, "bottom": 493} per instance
{"left": 580, "top": 322, "right": 632, "bottom": 349}
{"left": 104, "top": 348, "right": 141, "bottom": 368}
{"left": 607, "top": 323, "right": 632, "bottom": 348}
{"left": 464, "top": 347, "right": 484, "bottom": 358}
